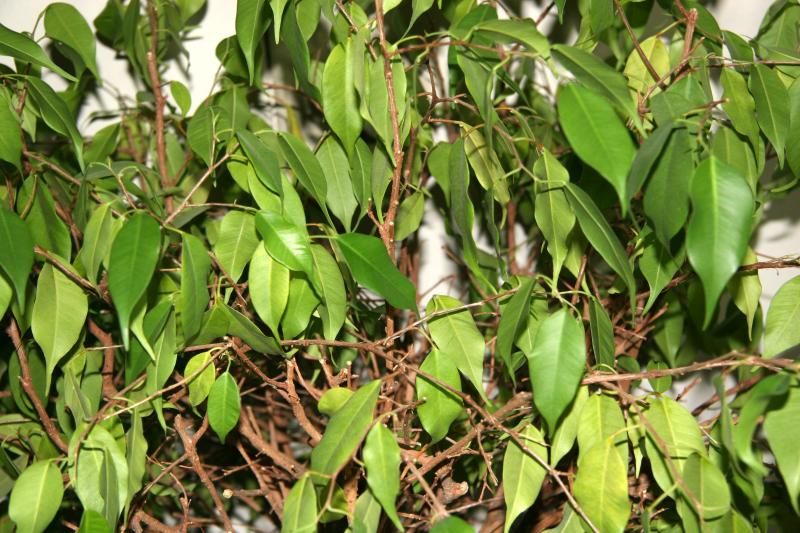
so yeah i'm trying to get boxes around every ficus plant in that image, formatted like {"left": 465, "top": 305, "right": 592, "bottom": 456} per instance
{"left": 1, "top": 0, "right": 800, "bottom": 531}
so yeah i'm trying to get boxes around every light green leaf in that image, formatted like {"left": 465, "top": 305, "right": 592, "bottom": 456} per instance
{"left": 187, "top": 104, "right": 215, "bottom": 167}
{"left": 170, "top": 80, "right": 191, "bottom": 115}
{"left": 336, "top": 233, "right": 416, "bottom": 310}
{"left": 318, "top": 387, "right": 353, "bottom": 416}
{"left": 623, "top": 36, "right": 669, "bottom": 94}
{"left": 310, "top": 245, "right": 346, "bottom": 340}
{"left": 237, "top": 129, "right": 282, "bottom": 194}
{"left": 281, "top": 275, "right": 320, "bottom": 339}
{"left": 0, "top": 90, "right": 22, "bottom": 170}
{"left": 416, "top": 349, "right": 463, "bottom": 443}
{"left": 427, "top": 295, "right": 486, "bottom": 399}
{"left": 316, "top": 137, "right": 357, "bottom": 230}
{"left": 235, "top": 0, "right": 270, "bottom": 84}
{"left": 558, "top": 83, "right": 636, "bottom": 210}
{"left": 473, "top": 18, "right": 550, "bottom": 57}
{"left": 764, "top": 385, "right": 800, "bottom": 514}
{"left": 78, "top": 510, "right": 112, "bottom": 533}
{"left": 0, "top": 205, "right": 34, "bottom": 309}
{"left": 249, "top": 243, "right": 290, "bottom": 335}
{"left": 430, "top": 517, "right": 473, "bottom": 533}
{"left": 80, "top": 204, "right": 115, "bottom": 284}
{"left": 351, "top": 489, "right": 382, "bottom": 533}
{"left": 764, "top": 275, "right": 800, "bottom": 358}
{"left": 180, "top": 234, "right": 211, "bottom": 342}
{"left": 108, "top": 213, "right": 161, "bottom": 349}
{"left": 282, "top": 474, "right": 317, "bottom": 533}
{"left": 573, "top": 439, "right": 630, "bottom": 533}
{"left": 9, "top": 460, "right": 64, "bottom": 533}
{"left": 310, "top": 380, "right": 380, "bottom": 476}
{"left": 503, "top": 424, "right": 547, "bottom": 533}
{"left": 640, "top": 238, "right": 684, "bottom": 314}
{"left": 462, "top": 126, "right": 510, "bottom": 204}
{"left": 721, "top": 69, "right": 760, "bottom": 148}
{"left": 686, "top": 157, "right": 755, "bottom": 328}
{"left": 727, "top": 248, "right": 761, "bottom": 339}
{"left": 496, "top": 277, "right": 534, "bottom": 371}
{"left": 749, "top": 64, "right": 789, "bottom": 166}
{"left": 550, "top": 386, "right": 588, "bottom": 467}
{"left": 564, "top": 183, "right": 636, "bottom": 308}
{"left": 44, "top": 3, "right": 98, "bottom": 78}
{"left": 278, "top": 133, "right": 329, "bottom": 213}
{"left": 208, "top": 371, "right": 241, "bottom": 442}
{"left": 394, "top": 191, "right": 425, "bottom": 242}
{"left": 534, "top": 150, "right": 574, "bottom": 281}
{"left": 363, "top": 424, "right": 403, "bottom": 530}
{"left": 528, "top": 308, "right": 586, "bottom": 431}
{"left": 23, "top": 77, "right": 84, "bottom": 170}
{"left": 588, "top": 300, "right": 614, "bottom": 368}
{"left": 32, "top": 263, "right": 88, "bottom": 386}
{"left": 680, "top": 454, "right": 731, "bottom": 519}
{"left": 255, "top": 210, "right": 312, "bottom": 274}
{"left": 184, "top": 351, "right": 216, "bottom": 405}
{"left": 214, "top": 210, "right": 258, "bottom": 282}
{"left": 323, "top": 41, "right": 362, "bottom": 154}
{"left": 270, "top": 0, "right": 289, "bottom": 43}
{"left": 224, "top": 305, "right": 279, "bottom": 354}
{"left": 0, "top": 23, "right": 77, "bottom": 81}
{"left": 577, "top": 394, "right": 626, "bottom": 460}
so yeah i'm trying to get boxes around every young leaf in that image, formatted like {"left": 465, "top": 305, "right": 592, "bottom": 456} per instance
{"left": 207, "top": 371, "right": 241, "bottom": 442}
{"left": 503, "top": 424, "right": 547, "bottom": 533}
{"left": 686, "top": 157, "right": 755, "bottom": 328}
{"left": 282, "top": 474, "right": 317, "bottom": 533}
{"left": 534, "top": 150, "right": 574, "bottom": 281}
{"left": 416, "top": 349, "right": 463, "bottom": 443}
{"left": 557, "top": 83, "right": 636, "bottom": 211}
{"left": 255, "top": 210, "right": 313, "bottom": 274}
{"left": 749, "top": 64, "right": 789, "bottom": 166}
{"left": 170, "top": 81, "right": 191, "bottom": 115}
{"left": 44, "top": 3, "right": 99, "bottom": 78}
{"left": 0, "top": 23, "right": 77, "bottom": 81}
{"left": 235, "top": 0, "right": 270, "bottom": 84}
{"left": 335, "top": 233, "right": 416, "bottom": 310}
{"left": 0, "top": 205, "right": 34, "bottom": 309}
{"left": 9, "top": 460, "right": 64, "bottom": 533}
{"left": 573, "top": 440, "right": 630, "bottom": 533}
{"left": 528, "top": 308, "right": 586, "bottom": 431}
{"left": 427, "top": 295, "right": 486, "bottom": 400}
{"left": 362, "top": 424, "right": 403, "bottom": 530}
{"left": 213, "top": 210, "right": 258, "bottom": 282}
{"left": 318, "top": 387, "right": 353, "bottom": 416}
{"left": 184, "top": 351, "right": 216, "bottom": 405}
{"left": 180, "top": 234, "right": 211, "bottom": 342}
{"left": 108, "top": 213, "right": 161, "bottom": 349}
{"left": 310, "top": 380, "right": 380, "bottom": 476}
{"left": 763, "top": 275, "right": 800, "bottom": 358}
{"left": 322, "top": 41, "right": 362, "bottom": 154}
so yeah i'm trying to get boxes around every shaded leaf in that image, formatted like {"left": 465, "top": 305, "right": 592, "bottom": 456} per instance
{"left": 363, "top": 424, "right": 403, "bottom": 530}
{"left": 416, "top": 349, "right": 463, "bottom": 444}
{"left": 503, "top": 424, "right": 547, "bottom": 533}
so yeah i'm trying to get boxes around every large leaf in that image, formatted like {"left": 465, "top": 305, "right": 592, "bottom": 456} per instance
{"left": 0, "top": 23, "right": 76, "bottom": 81}
{"left": 108, "top": 213, "right": 161, "bottom": 349}
{"left": 564, "top": 183, "right": 636, "bottom": 308}
{"left": 503, "top": 424, "right": 547, "bottom": 533}
{"left": 764, "top": 386, "right": 800, "bottom": 514}
{"left": 534, "top": 150, "right": 574, "bottom": 281}
{"left": 335, "top": 233, "right": 416, "bottom": 310}
{"left": 558, "top": 83, "right": 636, "bottom": 210}
{"left": 416, "top": 349, "right": 463, "bottom": 443}
{"left": 278, "top": 133, "right": 328, "bottom": 213}
{"left": 9, "top": 460, "right": 64, "bottom": 533}
{"left": 362, "top": 424, "right": 403, "bottom": 529}
{"left": 764, "top": 275, "right": 800, "bottom": 358}
{"left": 686, "top": 157, "right": 754, "bottom": 327}
{"left": 44, "top": 3, "right": 99, "bottom": 78}
{"left": 235, "top": 0, "right": 270, "bottom": 84}
{"left": 749, "top": 63, "right": 789, "bottom": 166}
{"left": 528, "top": 308, "right": 585, "bottom": 431}
{"left": 32, "top": 263, "right": 88, "bottom": 386}
{"left": 427, "top": 295, "right": 486, "bottom": 400}
{"left": 573, "top": 439, "right": 630, "bottom": 533}
{"left": 310, "top": 380, "right": 380, "bottom": 476}
{"left": 180, "top": 234, "right": 211, "bottom": 342}
{"left": 207, "top": 371, "right": 241, "bottom": 442}
{"left": 680, "top": 454, "right": 731, "bottom": 519}
{"left": 322, "top": 40, "right": 362, "bottom": 154}
{"left": 0, "top": 205, "right": 34, "bottom": 309}
{"left": 282, "top": 474, "right": 317, "bottom": 533}
{"left": 255, "top": 210, "right": 313, "bottom": 274}
{"left": 213, "top": 210, "right": 258, "bottom": 282}
{"left": 249, "top": 244, "right": 290, "bottom": 335}
{"left": 24, "top": 77, "right": 84, "bottom": 170}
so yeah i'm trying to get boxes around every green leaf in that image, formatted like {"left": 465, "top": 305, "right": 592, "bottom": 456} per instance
{"left": 528, "top": 308, "right": 586, "bottom": 431}
{"left": 473, "top": 18, "right": 550, "bottom": 57}
{"left": 503, "top": 424, "right": 547, "bottom": 533}
{"left": 310, "top": 380, "right": 380, "bottom": 476}
{"left": 316, "top": 137, "right": 357, "bottom": 231}
{"left": 0, "top": 23, "right": 77, "bottom": 81}
{"left": 427, "top": 295, "right": 486, "bottom": 399}
{"left": 349, "top": 138, "right": 373, "bottom": 214}
{"left": 44, "top": 3, "right": 98, "bottom": 78}
{"left": 177, "top": 236, "right": 210, "bottom": 343}
{"left": 552, "top": 44, "right": 639, "bottom": 127}
{"left": 249, "top": 243, "right": 290, "bottom": 335}
{"left": 309, "top": 245, "right": 346, "bottom": 340}
{"left": 32, "top": 263, "right": 88, "bottom": 386}
{"left": 550, "top": 386, "right": 588, "bottom": 467}
{"left": 588, "top": 300, "right": 614, "bottom": 368}
{"left": 557, "top": 83, "right": 636, "bottom": 210}
{"left": 24, "top": 77, "right": 84, "bottom": 170}
{"left": 318, "top": 387, "right": 353, "bottom": 416}
{"left": 564, "top": 183, "right": 636, "bottom": 308}
{"left": 235, "top": 0, "right": 270, "bottom": 84}
{"left": 278, "top": 133, "right": 329, "bottom": 214}
{"left": 170, "top": 81, "right": 191, "bottom": 115}
{"left": 573, "top": 439, "right": 630, "bottom": 533}
{"left": 80, "top": 204, "right": 115, "bottom": 284}
{"left": 534, "top": 150, "right": 574, "bottom": 281}
{"left": 749, "top": 64, "right": 789, "bottom": 166}
{"left": 18, "top": 177, "right": 70, "bottom": 260}
{"left": 764, "top": 275, "right": 800, "bottom": 358}
{"left": 0, "top": 205, "right": 34, "bottom": 309}
{"left": 78, "top": 510, "right": 112, "bottom": 533}
{"left": 335, "top": 233, "right": 416, "bottom": 310}
{"left": 237, "top": 130, "right": 282, "bottom": 194}
{"left": 351, "top": 489, "right": 382, "bottom": 533}
{"left": 224, "top": 305, "right": 280, "bottom": 354}
{"left": 108, "top": 212, "right": 161, "bottom": 349}
{"left": 496, "top": 277, "right": 534, "bottom": 370}
{"left": 9, "top": 460, "right": 64, "bottom": 533}
{"left": 187, "top": 104, "right": 215, "bottom": 167}
{"left": 577, "top": 393, "right": 626, "bottom": 459}
{"left": 430, "top": 517, "right": 473, "bottom": 533}
{"left": 640, "top": 238, "right": 684, "bottom": 314}
{"left": 282, "top": 474, "right": 317, "bottom": 533}
{"left": 208, "top": 371, "right": 240, "bottom": 442}
{"left": 625, "top": 122, "right": 676, "bottom": 207}
{"left": 686, "top": 157, "right": 755, "bottom": 328}
{"left": 764, "top": 385, "right": 800, "bottom": 514}
{"left": 721, "top": 69, "right": 760, "bottom": 148}
{"left": 623, "top": 36, "right": 669, "bottom": 94}
{"left": 184, "top": 350, "right": 216, "bottom": 405}
{"left": 255, "top": 210, "right": 313, "bottom": 274}
{"left": 727, "top": 248, "right": 761, "bottom": 339}
{"left": 394, "top": 191, "right": 425, "bottom": 242}
{"left": 213, "top": 210, "right": 258, "bottom": 282}
{"left": 323, "top": 41, "right": 362, "bottom": 154}
{"left": 680, "top": 454, "right": 731, "bottom": 519}
{"left": 0, "top": 91, "right": 22, "bottom": 170}
{"left": 362, "top": 424, "right": 403, "bottom": 530}
{"left": 416, "top": 349, "right": 463, "bottom": 443}
{"left": 462, "top": 126, "right": 510, "bottom": 204}
{"left": 269, "top": 0, "right": 290, "bottom": 43}
{"left": 126, "top": 410, "right": 147, "bottom": 506}
{"left": 281, "top": 275, "right": 320, "bottom": 339}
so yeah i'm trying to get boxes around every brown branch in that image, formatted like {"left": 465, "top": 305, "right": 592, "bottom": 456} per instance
{"left": 238, "top": 408, "right": 306, "bottom": 477}
{"left": 146, "top": 1, "right": 173, "bottom": 215}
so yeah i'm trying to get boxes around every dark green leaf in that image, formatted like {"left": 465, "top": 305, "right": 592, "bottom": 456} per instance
{"left": 278, "top": 133, "right": 329, "bottom": 214}
{"left": 749, "top": 64, "right": 789, "bottom": 166}
{"left": 0, "top": 91, "right": 22, "bottom": 170}
{"left": 179, "top": 234, "right": 211, "bottom": 342}
{"left": 588, "top": 299, "right": 614, "bottom": 367}
{"left": 44, "top": 3, "right": 98, "bottom": 78}
{"left": 0, "top": 205, "right": 34, "bottom": 309}
{"left": 235, "top": 0, "right": 270, "bottom": 84}
{"left": 416, "top": 349, "right": 463, "bottom": 443}
{"left": 24, "top": 77, "right": 84, "bottom": 170}
{"left": 496, "top": 277, "right": 534, "bottom": 370}
{"left": 0, "top": 23, "right": 77, "bottom": 81}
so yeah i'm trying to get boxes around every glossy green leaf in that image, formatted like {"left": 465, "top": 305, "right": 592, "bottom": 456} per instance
{"left": 126, "top": 410, "right": 147, "bottom": 506}
{"left": 184, "top": 351, "right": 216, "bottom": 405}
{"left": 336, "top": 233, "right": 416, "bottom": 310}
{"left": 278, "top": 133, "right": 328, "bottom": 213}
{"left": 496, "top": 277, "right": 535, "bottom": 371}
{"left": 764, "top": 385, "right": 800, "bottom": 514}
{"left": 573, "top": 439, "right": 630, "bottom": 533}
{"left": 588, "top": 300, "right": 614, "bottom": 368}
{"left": 170, "top": 80, "right": 191, "bottom": 115}
{"left": 550, "top": 386, "right": 588, "bottom": 467}
{"left": 249, "top": 243, "right": 290, "bottom": 336}
{"left": 270, "top": 0, "right": 289, "bottom": 43}
{"left": 0, "top": 23, "right": 76, "bottom": 81}
{"left": 108, "top": 213, "right": 161, "bottom": 349}
{"left": 237, "top": 130, "right": 282, "bottom": 194}
{"left": 44, "top": 3, "right": 98, "bottom": 78}
{"left": 0, "top": 205, "right": 34, "bottom": 309}
{"left": 534, "top": 150, "right": 574, "bottom": 281}
{"left": 318, "top": 387, "right": 353, "bottom": 416}
{"left": 310, "top": 380, "right": 380, "bottom": 476}
{"left": 640, "top": 238, "right": 684, "bottom": 314}
{"left": 282, "top": 474, "right": 317, "bottom": 533}
{"left": 255, "top": 210, "right": 312, "bottom": 274}
{"left": 224, "top": 305, "right": 279, "bottom": 354}
{"left": 721, "top": 69, "right": 760, "bottom": 147}
{"left": 235, "top": 0, "right": 270, "bottom": 84}
{"left": 0, "top": 91, "right": 22, "bottom": 170}
{"left": 528, "top": 308, "right": 586, "bottom": 431}
{"left": 416, "top": 349, "right": 463, "bottom": 443}
{"left": 323, "top": 41, "right": 362, "bottom": 154}
{"left": 463, "top": 126, "right": 510, "bottom": 204}
{"left": 394, "top": 191, "right": 425, "bottom": 242}
{"left": 558, "top": 83, "right": 635, "bottom": 210}
{"left": 727, "top": 248, "right": 761, "bottom": 339}
{"left": 351, "top": 489, "right": 382, "bottom": 533}
{"left": 764, "top": 275, "right": 800, "bottom": 358}
{"left": 680, "top": 453, "right": 731, "bottom": 519}
{"left": 749, "top": 64, "right": 789, "bottom": 166}
{"left": 78, "top": 510, "right": 112, "bottom": 533}
{"left": 309, "top": 245, "right": 346, "bottom": 340}
{"left": 180, "top": 234, "right": 211, "bottom": 342}
{"left": 214, "top": 210, "right": 258, "bottom": 282}
{"left": 187, "top": 104, "right": 215, "bottom": 167}
{"left": 281, "top": 275, "right": 320, "bottom": 339}
{"left": 24, "top": 77, "right": 84, "bottom": 170}
{"left": 686, "top": 157, "right": 755, "bottom": 328}
{"left": 80, "top": 204, "right": 115, "bottom": 284}
{"left": 208, "top": 371, "right": 241, "bottom": 442}
{"left": 316, "top": 137, "right": 357, "bottom": 230}
{"left": 503, "top": 424, "right": 547, "bottom": 533}
{"left": 577, "top": 393, "right": 626, "bottom": 459}
{"left": 9, "top": 460, "right": 64, "bottom": 533}
{"left": 362, "top": 424, "right": 403, "bottom": 529}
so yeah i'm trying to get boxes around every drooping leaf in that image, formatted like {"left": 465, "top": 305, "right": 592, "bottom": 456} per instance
{"left": 44, "top": 3, "right": 99, "bottom": 78}
{"left": 170, "top": 80, "right": 191, "bottom": 115}
{"left": 282, "top": 474, "right": 317, "bottom": 533}
{"left": 180, "top": 234, "right": 211, "bottom": 342}
{"left": 764, "top": 385, "right": 800, "bottom": 514}
{"left": 680, "top": 453, "right": 731, "bottom": 519}
{"left": 23, "top": 77, "right": 84, "bottom": 170}
{"left": 249, "top": 243, "right": 290, "bottom": 335}
{"left": 9, "top": 460, "right": 64, "bottom": 533}
{"left": 573, "top": 439, "right": 630, "bottom": 533}
{"left": 727, "top": 248, "right": 761, "bottom": 339}
{"left": 640, "top": 238, "right": 684, "bottom": 314}
{"left": 588, "top": 299, "right": 614, "bottom": 368}
{"left": 184, "top": 351, "right": 216, "bottom": 406}
{"left": 322, "top": 40, "right": 362, "bottom": 154}
{"left": 187, "top": 104, "right": 215, "bottom": 167}
{"left": 80, "top": 204, "right": 115, "bottom": 284}
{"left": 316, "top": 137, "right": 357, "bottom": 230}
{"left": 503, "top": 424, "right": 547, "bottom": 533}
{"left": 0, "top": 90, "right": 22, "bottom": 170}
{"left": 416, "top": 349, "right": 463, "bottom": 443}
{"left": 534, "top": 150, "right": 574, "bottom": 281}
{"left": 462, "top": 126, "right": 510, "bottom": 204}
{"left": 362, "top": 424, "right": 403, "bottom": 530}
{"left": 309, "top": 245, "right": 346, "bottom": 340}
{"left": 0, "top": 205, "right": 34, "bottom": 309}
{"left": 255, "top": 210, "right": 313, "bottom": 274}
{"left": 496, "top": 277, "right": 535, "bottom": 371}
{"left": 721, "top": 68, "right": 760, "bottom": 148}
{"left": 577, "top": 393, "right": 626, "bottom": 460}
{"left": 0, "top": 23, "right": 77, "bottom": 81}
{"left": 749, "top": 63, "right": 789, "bottom": 166}
{"left": 235, "top": 0, "right": 270, "bottom": 84}
{"left": 237, "top": 129, "right": 282, "bottom": 194}
{"left": 207, "top": 371, "right": 241, "bottom": 442}
{"left": 473, "top": 18, "right": 550, "bottom": 57}
{"left": 213, "top": 210, "right": 258, "bottom": 282}
{"left": 278, "top": 133, "right": 328, "bottom": 214}
{"left": 550, "top": 386, "right": 588, "bottom": 467}
{"left": 764, "top": 275, "right": 800, "bottom": 358}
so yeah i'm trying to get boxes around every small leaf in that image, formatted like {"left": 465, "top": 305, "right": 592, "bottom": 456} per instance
{"left": 0, "top": 205, "right": 34, "bottom": 309}
{"left": 249, "top": 244, "right": 290, "bottom": 335}
{"left": 322, "top": 40, "right": 362, "bottom": 153}
{"left": 170, "top": 80, "right": 191, "bottom": 115}
{"left": 727, "top": 248, "right": 761, "bottom": 339}
{"left": 269, "top": 0, "right": 289, "bottom": 43}
{"left": 278, "top": 132, "right": 329, "bottom": 214}
{"left": 336, "top": 233, "right": 416, "bottom": 310}
{"left": 9, "top": 460, "right": 64, "bottom": 533}
{"left": 309, "top": 245, "right": 346, "bottom": 340}
{"left": 207, "top": 371, "right": 240, "bottom": 442}
{"left": 588, "top": 300, "right": 614, "bottom": 368}
{"left": 78, "top": 510, "right": 112, "bottom": 533}
{"left": 623, "top": 36, "right": 669, "bottom": 94}
{"left": 764, "top": 385, "right": 800, "bottom": 514}
{"left": 108, "top": 212, "right": 161, "bottom": 349}
{"left": 180, "top": 234, "right": 211, "bottom": 342}
{"left": 255, "top": 210, "right": 313, "bottom": 274}
{"left": 573, "top": 440, "right": 630, "bottom": 533}
{"left": 213, "top": 210, "right": 258, "bottom": 282}
{"left": 282, "top": 474, "right": 317, "bottom": 533}
{"left": 184, "top": 351, "right": 216, "bottom": 405}
{"left": 764, "top": 275, "right": 800, "bottom": 358}
{"left": 44, "top": 3, "right": 99, "bottom": 78}
{"left": 534, "top": 150, "right": 574, "bottom": 281}
{"left": 640, "top": 237, "right": 684, "bottom": 314}
{"left": 686, "top": 157, "right": 755, "bottom": 327}
{"left": 394, "top": 191, "right": 425, "bottom": 242}
{"left": 0, "top": 23, "right": 77, "bottom": 81}
{"left": 503, "top": 424, "right": 547, "bottom": 533}
{"left": 351, "top": 489, "right": 382, "bottom": 533}
{"left": 318, "top": 387, "right": 353, "bottom": 416}
{"left": 416, "top": 349, "right": 463, "bottom": 443}
{"left": 528, "top": 308, "right": 586, "bottom": 431}
{"left": 235, "top": 0, "right": 270, "bottom": 84}
{"left": 749, "top": 64, "right": 789, "bottom": 166}
{"left": 310, "top": 380, "right": 380, "bottom": 476}
{"left": 0, "top": 90, "right": 22, "bottom": 169}
{"left": 721, "top": 69, "right": 759, "bottom": 147}
{"left": 80, "top": 204, "right": 115, "bottom": 284}
{"left": 237, "top": 129, "right": 282, "bottom": 194}
{"left": 316, "top": 137, "right": 357, "bottom": 231}
{"left": 187, "top": 104, "right": 215, "bottom": 167}
{"left": 363, "top": 424, "right": 403, "bottom": 530}
{"left": 496, "top": 277, "right": 535, "bottom": 370}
